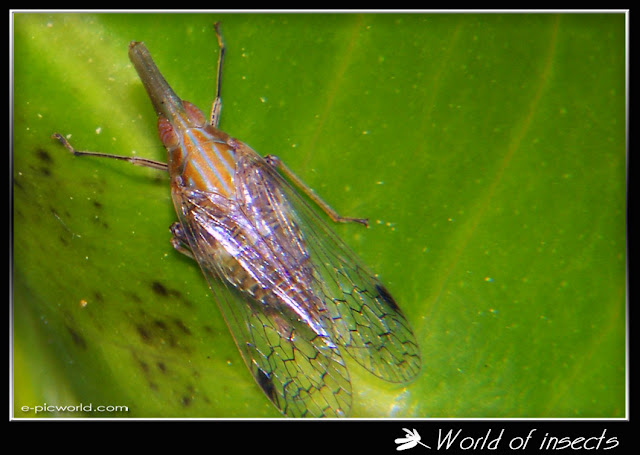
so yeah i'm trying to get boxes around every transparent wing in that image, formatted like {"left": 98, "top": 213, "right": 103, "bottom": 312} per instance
{"left": 171, "top": 142, "right": 420, "bottom": 417}
{"left": 171, "top": 184, "right": 352, "bottom": 417}
{"left": 236, "top": 150, "right": 422, "bottom": 384}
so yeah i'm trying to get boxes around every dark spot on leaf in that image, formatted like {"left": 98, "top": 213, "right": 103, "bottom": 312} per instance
{"left": 136, "top": 324, "right": 151, "bottom": 343}
{"left": 151, "top": 281, "right": 168, "bottom": 297}
{"left": 157, "top": 362, "right": 167, "bottom": 373}
{"left": 91, "top": 216, "right": 108, "bottom": 229}
{"left": 154, "top": 319, "right": 168, "bottom": 331}
{"left": 36, "top": 148, "right": 52, "bottom": 163}
{"left": 33, "top": 149, "right": 53, "bottom": 177}
{"left": 150, "top": 281, "right": 190, "bottom": 306}
{"left": 14, "top": 177, "right": 24, "bottom": 191}
{"left": 375, "top": 284, "right": 401, "bottom": 313}
{"left": 177, "top": 294, "right": 193, "bottom": 308}
{"left": 126, "top": 292, "right": 142, "bottom": 303}
{"left": 173, "top": 318, "right": 191, "bottom": 336}
{"left": 133, "top": 353, "right": 161, "bottom": 392}
{"left": 181, "top": 385, "right": 195, "bottom": 407}
{"left": 66, "top": 325, "right": 87, "bottom": 349}
{"left": 132, "top": 316, "right": 190, "bottom": 352}
{"left": 138, "top": 359, "right": 149, "bottom": 373}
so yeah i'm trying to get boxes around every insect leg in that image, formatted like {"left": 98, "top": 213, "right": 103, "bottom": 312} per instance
{"left": 209, "top": 22, "right": 225, "bottom": 128}
{"left": 264, "top": 154, "right": 369, "bottom": 227}
{"left": 51, "top": 133, "right": 169, "bottom": 171}
{"left": 169, "top": 222, "right": 195, "bottom": 260}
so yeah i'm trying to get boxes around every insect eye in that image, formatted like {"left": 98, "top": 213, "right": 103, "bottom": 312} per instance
{"left": 182, "top": 101, "right": 207, "bottom": 127}
{"left": 157, "top": 117, "right": 179, "bottom": 148}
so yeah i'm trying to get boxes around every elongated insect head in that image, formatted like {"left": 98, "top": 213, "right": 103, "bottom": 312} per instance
{"left": 128, "top": 42, "right": 186, "bottom": 121}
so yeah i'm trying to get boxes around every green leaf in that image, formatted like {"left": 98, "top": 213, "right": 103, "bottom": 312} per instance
{"left": 13, "top": 13, "right": 625, "bottom": 417}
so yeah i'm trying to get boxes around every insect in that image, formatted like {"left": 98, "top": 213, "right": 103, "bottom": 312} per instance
{"left": 52, "top": 24, "right": 421, "bottom": 417}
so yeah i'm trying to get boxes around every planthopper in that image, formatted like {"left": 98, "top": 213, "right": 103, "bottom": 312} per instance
{"left": 52, "top": 23, "right": 421, "bottom": 417}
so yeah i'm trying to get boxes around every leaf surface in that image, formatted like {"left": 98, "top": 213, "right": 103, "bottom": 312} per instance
{"left": 13, "top": 13, "right": 625, "bottom": 417}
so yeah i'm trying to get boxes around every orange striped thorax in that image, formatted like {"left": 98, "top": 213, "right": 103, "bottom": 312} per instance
{"left": 129, "top": 41, "right": 236, "bottom": 197}
{"left": 159, "top": 102, "right": 236, "bottom": 197}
